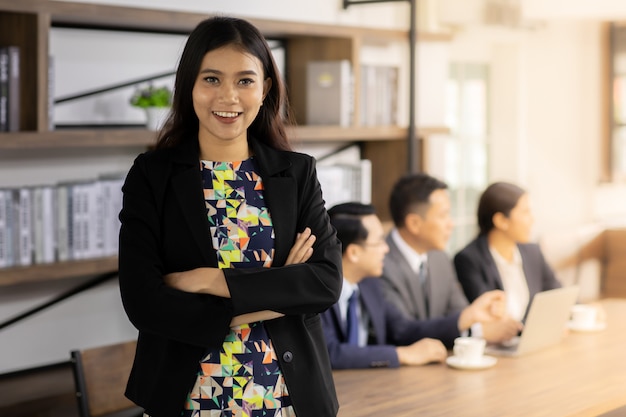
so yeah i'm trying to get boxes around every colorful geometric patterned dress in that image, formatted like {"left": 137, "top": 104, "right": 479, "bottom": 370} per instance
{"left": 181, "top": 158, "right": 295, "bottom": 417}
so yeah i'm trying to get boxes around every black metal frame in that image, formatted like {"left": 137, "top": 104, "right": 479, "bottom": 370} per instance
{"left": 343, "top": 0, "right": 419, "bottom": 173}
{"left": 0, "top": 271, "right": 118, "bottom": 331}
{"left": 71, "top": 349, "right": 91, "bottom": 417}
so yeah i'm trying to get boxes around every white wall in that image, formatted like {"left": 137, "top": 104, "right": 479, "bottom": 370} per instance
{"left": 447, "top": 17, "right": 626, "bottom": 241}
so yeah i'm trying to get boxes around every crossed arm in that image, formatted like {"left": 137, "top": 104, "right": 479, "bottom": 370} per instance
{"left": 164, "top": 227, "right": 317, "bottom": 326}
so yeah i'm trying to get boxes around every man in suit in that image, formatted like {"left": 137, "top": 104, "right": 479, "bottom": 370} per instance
{"left": 320, "top": 202, "right": 509, "bottom": 369}
{"left": 380, "top": 173, "right": 521, "bottom": 343}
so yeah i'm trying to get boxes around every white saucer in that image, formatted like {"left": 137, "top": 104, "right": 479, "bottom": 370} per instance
{"left": 446, "top": 355, "right": 497, "bottom": 370}
{"left": 567, "top": 321, "right": 607, "bottom": 332}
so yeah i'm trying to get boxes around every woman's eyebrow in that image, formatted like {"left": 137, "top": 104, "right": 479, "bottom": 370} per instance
{"left": 198, "top": 68, "right": 259, "bottom": 76}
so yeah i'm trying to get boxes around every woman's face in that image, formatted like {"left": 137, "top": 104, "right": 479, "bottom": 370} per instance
{"left": 192, "top": 44, "right": 271, "bottom": 147}
{"left": 501, "top": 193, "right": 534, "bottom": 243}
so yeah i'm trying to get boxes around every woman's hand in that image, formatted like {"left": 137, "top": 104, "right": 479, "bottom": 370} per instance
{"left": 285, "top": 227, "right": 315, "bottom": 265}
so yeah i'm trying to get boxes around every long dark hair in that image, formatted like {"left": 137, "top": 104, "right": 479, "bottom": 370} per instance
{"left": 477, "top": 182, "right": 526, "bottom": 235}
{"left": 155, "top": 16, "right": 292, "bottom": 151}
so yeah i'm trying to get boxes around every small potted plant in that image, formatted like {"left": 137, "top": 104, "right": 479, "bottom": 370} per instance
{"left": 129, "top": 84, "right": 172, "bottom": 130}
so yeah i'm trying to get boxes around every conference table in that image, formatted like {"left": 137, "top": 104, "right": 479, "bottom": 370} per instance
{"left": 332, "top": 298, "right": 626, "bottom": 417}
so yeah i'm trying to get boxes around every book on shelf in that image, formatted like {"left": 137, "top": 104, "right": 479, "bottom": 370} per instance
{"left": 0, "top": 47, "right": 8, "bottom": 132}
{"left": 13, "top": 187, "right": 33, "bottom": 267}
{"left": 316, "top": 159, "right": 372, "bottom": 209}
{"left": 7, "top": 46, "right": 20, "bottom": 132}
{"left": 0, "top": 45, "right": 21, "bottom": 132}
{"left": 56, "top": 182, "right": 70, "bottom": 262}
{"left": 32, "top": 185, "right": 56, "bottom": 265}
{"left": 0, "top": 189, "right": 10, "bottom": 268}
{"left": 99, "top": 173, "right": 125, "bottom": 257}
{"left": 306, "top": 60, "right": 354, "bottom": 127}
{"left": 360, "top": 64, "right": 399, "bottom": 126}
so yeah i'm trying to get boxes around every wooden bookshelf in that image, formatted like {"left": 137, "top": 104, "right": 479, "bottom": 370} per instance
{"left": 0, "top": 257, "right": 118, "bottom": 287}
{"left": 0, "top": 0, "right": 450, "bottom": 286}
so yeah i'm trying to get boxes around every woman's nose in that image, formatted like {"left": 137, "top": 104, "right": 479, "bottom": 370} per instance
{"left": 219, "top": 83, "right": 238, "bottom": 103}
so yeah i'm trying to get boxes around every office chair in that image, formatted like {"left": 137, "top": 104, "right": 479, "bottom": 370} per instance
{"left": 70, "top": 340, "right": 143, "bottom": 417}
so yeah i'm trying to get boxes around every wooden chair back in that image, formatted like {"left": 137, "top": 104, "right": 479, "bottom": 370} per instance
{"left": 70, "top": 340, "right": 141, "bottom": 417}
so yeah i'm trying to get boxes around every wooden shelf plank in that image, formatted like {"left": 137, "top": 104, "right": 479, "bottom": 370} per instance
{"left": 0, "top": 129, "right": 158, "bottom": 148}
{"left": 0, "top": 257, "right": 118, "bottom": 287}
{"left": 289, "top": 125, "right": 408, "bottom": 142}
{"left": 0, "top": 125, "right": 449, "bottom": 149}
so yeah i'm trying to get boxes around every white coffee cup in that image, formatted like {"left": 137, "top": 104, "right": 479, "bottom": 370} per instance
{"left": 570, "top": 304, "right": 597, "bottom": 328}
{"left": 453, "top": 337, "right": 486, "bottom": 364}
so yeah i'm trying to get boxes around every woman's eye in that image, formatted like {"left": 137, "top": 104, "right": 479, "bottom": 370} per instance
{"left": 205, "top": 76, "right": 219, "bottom": 84}
{"left": 239, "top": 78, "right": 254, "bottom": 86}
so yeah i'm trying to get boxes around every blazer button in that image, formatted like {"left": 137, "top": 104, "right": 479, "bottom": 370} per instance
{"left": 282, "top": 351, "right": 293, "bottom": 362}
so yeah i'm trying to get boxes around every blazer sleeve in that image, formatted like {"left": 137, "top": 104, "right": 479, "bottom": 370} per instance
{"left": 118, "top": 153, "right": 234, "bottom": 349}
{"left": 225, "top": 154, "right": 343, "bottom": 316}
{"left": 454, "top": 244, "right": 493, "bottom": 302}
{"left": 320, "top": 309, "right": 400, "bottom": 369}
{"left": 385, "top": 301, "right": 461, "bottom": 349}
{"left": 431, "top": 250, "right": 469, "bottom": 315}
{"left": 525, "top": 243, "right": 562, "bottom": 291}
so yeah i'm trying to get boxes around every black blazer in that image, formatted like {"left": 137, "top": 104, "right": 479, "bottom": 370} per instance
{"left": 321, "top": 278, "right": 460, "bottom": 369}
{"left": 454, "top": 235, "right": 561, "bottom": 318}
{"left": 118, "top": 137, "right": 343, "bottom": 417}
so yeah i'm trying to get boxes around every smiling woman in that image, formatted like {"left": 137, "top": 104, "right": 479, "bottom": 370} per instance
{"left": 117, "top": 15, "right": 342, "bottom": 417}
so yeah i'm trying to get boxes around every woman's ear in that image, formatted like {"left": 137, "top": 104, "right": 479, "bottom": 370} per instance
{"left": 263, "top": 77, "right": 272, "bottom": 101}
{"left": 492, "top": 212, "right": 509, "bottom": 231}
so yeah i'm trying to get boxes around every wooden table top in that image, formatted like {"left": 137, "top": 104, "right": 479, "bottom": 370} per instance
{"left": 332, "top": 298, "right": 626, "bottom": 417}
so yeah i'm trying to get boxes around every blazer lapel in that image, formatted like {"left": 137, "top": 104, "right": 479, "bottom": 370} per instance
{"left": 359, "top": 281, "right": 385, "bottom": 344}
{"left": 249, "top": 139, "right": 295, "bottom": 266}
{"left": 170, "top": 139, "right": 216, "bottom": 265}
{"left": 520, "top": 245, "right": 540, "bottom": 297}
{"left": 166, "top": 138, "right": 295, "bottom": 267}
{"left": 478, "top": 235, "right": 504, "bottom": 290}
{"left": 386, "top": 238, "right": 426, "bottom": 319}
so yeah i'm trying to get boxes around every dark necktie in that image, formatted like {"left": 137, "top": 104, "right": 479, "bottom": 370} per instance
{"left": 347, "top": 290, "right": 360, "bottom": 346}
{"left": 419, "top": 261, "right": 429, "bottom": 315}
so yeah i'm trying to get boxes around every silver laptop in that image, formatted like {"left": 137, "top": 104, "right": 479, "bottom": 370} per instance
{"left": 486, "top": 285, "right": 580, "bottom": 357}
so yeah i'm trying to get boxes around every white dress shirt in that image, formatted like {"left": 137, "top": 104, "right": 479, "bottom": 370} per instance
{"left": 489, "top": 245, "right": 530, "bottom": 321}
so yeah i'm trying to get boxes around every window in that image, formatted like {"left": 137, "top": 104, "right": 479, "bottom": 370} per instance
{"left": 426, "top": 62, "right": 489, "bottom": 253}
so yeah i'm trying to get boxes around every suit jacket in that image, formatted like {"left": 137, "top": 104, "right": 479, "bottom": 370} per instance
{"left": 320, "top": 278, "right": 460, "bottom": 369}
{"left": 380, "top": 233, "right": 469, "bottom": 321}
{"left": 453, "top": 235, "right": 561, "bottom": 318}
{"left": 118, "top": 137, "right": 343, "bottom": 417}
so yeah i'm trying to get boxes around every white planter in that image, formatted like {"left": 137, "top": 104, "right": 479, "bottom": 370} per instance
{"left": 145, "top": 107, "right": 170, "bottom": 131}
